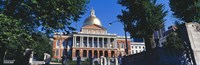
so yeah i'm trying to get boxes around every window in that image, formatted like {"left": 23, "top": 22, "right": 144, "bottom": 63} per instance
{"left": 116, "top": 43, "right": 119, "bottom": 48}
{"left": 121, "top": 43, "right": 124, "bottom": 48}
{"left": 132, "top": 46, "right": 134, "bottom": 49}
{"left": 55, "top": 49, "right": 59, "bottom": 56}
{"left": 76, "top": 42, "right": 80, "bottom": 47}
{"left": 135, "top": 46, "right": 137, "bottom": 49}
{"left": 94, "top": 41, "right": 97, "bottom": 47}
{"left": 61, "top": 40, "right": 65, "bottom": 48}
{"left": 83, "top": 50, "right": 87, "bottom": 57}
{"left": 132, "top": 50, "right": 134, "bottom": 54}
{"left": 104, "top": 39, "right": 107, "bottom": 48}
{"left": 139, "top": 46, "right": 141, "bottom": 49}
{"left": 56, "top": 40, "right": 60, "bottom": 47}
{"left": 76, "top": 37, "right": 80, "bottom": 47}
{"left": 83, "top": 37, "right": 87, "bottom": 47}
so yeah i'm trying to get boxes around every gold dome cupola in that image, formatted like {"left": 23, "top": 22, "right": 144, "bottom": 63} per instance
{"left": 83, "top": 8, "right": 102, "bottom": 27}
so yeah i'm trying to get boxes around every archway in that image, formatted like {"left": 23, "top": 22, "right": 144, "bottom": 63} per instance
{"left": 111, "top": 51, "right": 115, "bottom": 57}
{"left": 94, "top": 50, "right": 98, "bottom": 58}
{"left": 76, "top": 50, "right": 80, "bottom": 57}
{"left": 104, "top": 51, "right": 108, "bottom": 57}
{"left": 83, "top": 50, "right": 87, "bottom": 57}
{"left": 99, "top": 51, "right": 103, "bottom": 57}
{"left": 88, "top": 50, "right": 92, "bottom": 58}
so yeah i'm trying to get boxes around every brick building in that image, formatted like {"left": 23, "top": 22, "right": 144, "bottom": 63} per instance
{"left": 52, "top": 8, "right": 131, "bottom": 60}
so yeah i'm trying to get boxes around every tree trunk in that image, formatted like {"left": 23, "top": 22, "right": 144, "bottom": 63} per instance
{"left": 14, "top": 52, "right": 26, "bottom": 65}
{"left": 14, "top": 49, "right": 32, "bottom": 65}
{"left": 0, "top": 43, "right": 6, "bottom": 65}
{"left": 144, "top": 34, "right": 156, "bottom": 52}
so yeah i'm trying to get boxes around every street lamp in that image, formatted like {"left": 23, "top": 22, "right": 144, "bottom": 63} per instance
{"left": 109, "top": 20, "right": 129, "bottom": 55}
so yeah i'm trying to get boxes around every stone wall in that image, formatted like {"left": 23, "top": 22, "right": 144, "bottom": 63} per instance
{"left": 123, "top": 47, "right": 191, "bottom": 65}
{"left": 179, "top": 22, "right": 200, "bottom": 65}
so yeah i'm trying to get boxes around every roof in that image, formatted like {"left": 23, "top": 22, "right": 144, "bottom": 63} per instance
{"left": 82, "top": 24, "right": 106, "bottom": 30}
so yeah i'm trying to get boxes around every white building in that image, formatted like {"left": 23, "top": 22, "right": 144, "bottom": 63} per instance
{"left": 130, "top": 42, "right": 145, "bottom": 54}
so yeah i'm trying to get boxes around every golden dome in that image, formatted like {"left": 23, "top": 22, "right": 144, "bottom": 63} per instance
{"left": 83, "top": 8, "right": 102, "bottom": 27}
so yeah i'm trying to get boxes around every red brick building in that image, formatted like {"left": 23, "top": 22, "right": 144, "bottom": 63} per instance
{"left": 52, "top": 8, "right": 131, "bottom": 60}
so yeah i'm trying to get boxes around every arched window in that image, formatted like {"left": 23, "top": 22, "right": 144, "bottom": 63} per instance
{"left": 56, "top": 40, "right": 60, "bottom": 47}
{"left": 121, "top": 43, "right": 124, "bottom": 48}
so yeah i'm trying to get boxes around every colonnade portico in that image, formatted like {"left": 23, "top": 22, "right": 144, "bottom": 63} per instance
{"left": 72, "top": 35, "right": 117, "bottom": 48}
{"left": 72, "top": 35, "right": 118, "bottom": 59}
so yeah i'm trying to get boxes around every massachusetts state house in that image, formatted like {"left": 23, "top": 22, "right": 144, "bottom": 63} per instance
{"left": 52, "top": 8, "right": 132, "bottom": 60}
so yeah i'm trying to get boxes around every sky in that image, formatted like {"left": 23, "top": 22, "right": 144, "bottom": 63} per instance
{"left": 72, "top": 0, "right": 176, "bottom": 36}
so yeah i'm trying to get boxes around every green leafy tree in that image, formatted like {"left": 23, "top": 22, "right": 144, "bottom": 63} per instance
{"left": 0, "top": 14, "right": 52, "bottom": 64}
{"left": 0, "top": 0, "right": 89, "bottom": 64}
{"left": 1, "top": 0, "right": 89, "bottom": 33}
{"left": 0, "top": 14, "right": 35, "bottom": 64}
{"left": 163, "top": 32, "right": 184, "bottom": 52}
{"left": 118, "top": 0, "right": 167, "bottom": 51}
{"left": 169, "top": 0, "right": 200, "bottom": 22}
{"left": 32, "top": 33, "right": 52, "bottom": 60}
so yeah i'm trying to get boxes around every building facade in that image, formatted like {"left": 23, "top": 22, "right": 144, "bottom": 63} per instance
{"left": 152, "top": 24, "right": 179, "bottom": 48}
{"left": 52, "top": 8, "right": 132, "bottom": 60}
{"left": 130, "top": 42, "right": 145, "bottom": 54}
{"left": 52, "top": 33, "right": 71, "bottom": 59}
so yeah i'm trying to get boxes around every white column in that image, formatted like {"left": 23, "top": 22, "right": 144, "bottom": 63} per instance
{"left": 114, "top": 38, "right": 117, "bottom": 49}
{"left": 102, "top": 37, "right": 104, "bottom": 48}
{"left": 100, "top": 56, "right": 103, "bottom": 65}
{"left": 110, "top": 38, "right": 112, "bottom": 48}
{"left": 115, "top": 58, "right": 118, "bottom": 65}
{"left": 107, "top": 38, "right": 110, "bottom": 48}
{"left": 74, "top": 36, "right": 76, "bottom": 47}
{"left": 87, "top": 37, "right": 89, "bottom": 48}
{"left": 81, "top": 36, "right": 84, "bottom": 47}
{"left": 107, "top": 58, "right": 110, "bottom": 65}
{"left": 109, "top": 38, "right": 111, "bottom": 48}
{"left": 80, "top": 36, "right": 82, "bottom": 47}
{"left": 92, "top": 37, "right": 94, "bottom": 48}
{"left": 82, "top": 37, "right": 84, "bottom": 47}
{"left": 103, "top": 57, "right": 107, "bottom": 65}
{"left": 97, "top": 37, "right": 99, "bottom": 48}
{"left": 73, "top": 36, "right": 75, "bottom": 47}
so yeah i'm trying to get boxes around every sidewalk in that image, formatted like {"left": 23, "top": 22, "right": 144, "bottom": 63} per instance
{"left": 32, "top": 61, "right": 61, "bottom": 65}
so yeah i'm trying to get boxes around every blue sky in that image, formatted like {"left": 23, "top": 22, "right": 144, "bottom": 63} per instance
{"left": 72, "top": 0, "right": 176, "bottom": 36}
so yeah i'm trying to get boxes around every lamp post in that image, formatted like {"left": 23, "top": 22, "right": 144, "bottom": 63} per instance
{"left": 109, "top": 21, "right": 129, "bottom": 55}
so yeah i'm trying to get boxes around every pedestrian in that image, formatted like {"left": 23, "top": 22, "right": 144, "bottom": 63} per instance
{"left": 44, "top": 53, "right": 51, "bottom": 65}
{"left": 89, "top": 57, "right": 93, "bottom": 65}
{"left": 118, "top": 54, "right": 122, "bottom": 65}
{"left": 62, "top": 55, "right": 67, "bottom": 65}
{"left": 77, "top": 55, "right": 81, "bottom": 65}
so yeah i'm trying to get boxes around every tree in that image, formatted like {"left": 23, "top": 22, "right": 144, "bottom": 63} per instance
{"left": 169, "top": 0, "right": 200, "bottom": 22}
{"left": 1, "top": 0, "right": 89, "bottom": 33}
{"left": 163, "top": 32, "right": 184, "bottom": 52}
{"left": 32, "top": 32, "right": 52, "bottom": 61}
{"left": 0, "top": 14, "right": 24, "bottom": 64}
{"left": 118, "top": 0, "right": 167, "bottom": 52}
{"left": 0, "top": 0, "right": 88, "bottom": 64}
{"left": 0, "top": 14, "right": 52, "bottom": 64}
